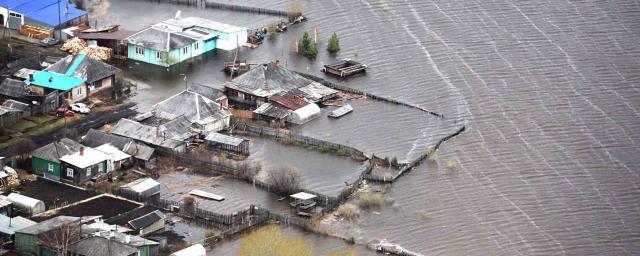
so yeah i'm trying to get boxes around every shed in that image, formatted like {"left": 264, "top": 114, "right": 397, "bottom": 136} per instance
{"left": 119, "top": 178, "right": 160, "bottom": 200}
{"left": 170, "top": 243, "right": 206, "bottom": 256}
{"left": 95, "top": 143, "right": 131, "bottom": 172}
{"left": 287, "top": 103, "right": 321, "bottom": 125}
{"left": 0, "top": 215, "right": 36, "bottom": 236}
{"left": 204, "top": 132, "right": 249, "bottom": 155}
{"left": 127, "top": 210, "right": 165, "bottom": 236}
{"left": 7, "top": 193, "right": 45, "bottom": 215}
{"left": 252, "top": 102, "right": 290, "bottom": 124}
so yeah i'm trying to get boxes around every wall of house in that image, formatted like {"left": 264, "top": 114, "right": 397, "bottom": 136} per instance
{"left": 69, "top": 84, "right": 88, "bottom": 102}
{"left": 215, "top": 30, "right": 247, "bottom": 51}
{"left": 14, "top": 232, "right": 38, "bottom": 255}
{"left": 61, "top": 161, "right": 106, "bottom": 183}
{"left": 31, "top": 157, "right": 60, "bottom": 178}
{"left": 128, "top": 45, "right": 170, "bottom": 67}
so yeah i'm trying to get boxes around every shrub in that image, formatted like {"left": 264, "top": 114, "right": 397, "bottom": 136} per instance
{"left": 358, "top": 192, "right": 384, "bottom": 208}
{"left": 427, "top": 148, "right": 438, "bottom": 162}
{"left": 446, "top": 157, "right": 457, "bottom": 170}
{"left": 327, "top": 33, "right": 340, "bottom": 54}
{"left": 237, "top": 225, "right": 312, "bottom": 256}
{"left": 336, "top": 203, "right": 359, "bottom": 220}
{"left": 267, "top": 167, "right": 302, "bottom": 194}
{"left": 336, "top": 148, "right": 349, "bottom": 156}
{"left": 319, "top": 144, "right": 333, "bottom": 153}
{"left": 299, "top": 32, "right": 318, "bottom": 58}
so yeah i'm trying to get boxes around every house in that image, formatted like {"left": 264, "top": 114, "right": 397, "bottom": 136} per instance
{"left": 110, "top": 119, "right": 188, "bottom": 153}
{"left": 94, "top": 144, "right": 131, "bottom": 172}
{"left": 0, "top": 78, "right": 60, "bottom": 114}
{"left": 0, "top": 0, "right": 88, "bottom": 39}
{"left": 252, "top": 102, "right": 291, "bottom": 125}
{"left": 14, "top": 216, "right": 81, "bottom": 255}
{"left": 204, "top": 132, "right": 249, "bottom": 155}
{"left": 126, "top": 17, "right": 247, "bottom": 67}
{"left": 119, "top": 178, "right": 161, "bottom": 201}
{"left": 0, "top": 101, "right": 25, "bottom": 127}
{"left": 152, "top": 89, "right": 232, "bottom": 132}
{"left": 28, "top": 54, "right": 121, "bottom": 104}
{"left": 31, "top": 138, "right": 82, "bottom": 180}
{"left": 68, "top": 236, "right": 140, "bottom": 256}
{"left": 77, "top": 26, "right": 136, "bottom": 59}
{"left": 223, "top": 61, "right": 337, "bottom": 107}
{"left": 82, "top": 129, "right": 156, "bottom": 168}
{"left": 59, "top": 146, "right": 110, "bottom": 184}
{"left": 127, "top": 210, "right": 165, "bottom": 236}
{"left": 88, "top": 231, "right": 159, "bottom": 256}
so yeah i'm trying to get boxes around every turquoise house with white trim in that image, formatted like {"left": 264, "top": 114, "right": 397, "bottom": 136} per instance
{"left": 126, "top": 17, "right": 247, "bottom": 67}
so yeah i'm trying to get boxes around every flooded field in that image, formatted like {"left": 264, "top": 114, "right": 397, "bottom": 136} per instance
{"left": 246, "top": 136, "right": 364, "bottom": 196}
{"left": 101, "top": 0, "right": 640, "bottom": 254}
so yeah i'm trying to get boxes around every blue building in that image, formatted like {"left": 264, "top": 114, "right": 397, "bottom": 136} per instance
{"left": 0, "top": 0, "right": 88, "bottom": 39}
{"left": 126, "top": 17, "right": 247, "bottom": 67}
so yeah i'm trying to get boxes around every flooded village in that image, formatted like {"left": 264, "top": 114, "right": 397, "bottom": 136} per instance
{"left": 0, "top": 0, "right": 639, "bottom": 256}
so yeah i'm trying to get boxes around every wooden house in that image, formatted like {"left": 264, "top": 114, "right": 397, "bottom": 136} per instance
{"left": 31, "top": 138, "right": 82, "bottom": 181}
{"left": 59, "top": 146, "right": 109, "bottom": 184}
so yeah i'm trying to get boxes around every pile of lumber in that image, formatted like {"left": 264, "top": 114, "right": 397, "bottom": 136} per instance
{"left": 60, "top": 37, "right": 87, "bottom": 53}
{"left": 19, "top": 25, "right": 52, "bottom": 40}
{"left": 80, "top": 45, "right": 113, "bottom": 60}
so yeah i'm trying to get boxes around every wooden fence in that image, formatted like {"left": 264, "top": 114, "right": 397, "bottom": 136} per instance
{"left": 142, "top": 0, "right": 295, "bottom": 17}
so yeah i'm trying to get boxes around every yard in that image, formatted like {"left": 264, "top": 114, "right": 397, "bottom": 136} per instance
{"left": 15, "top": 177, "right": 98, "bottom": 210}
{"left": 31, "top": 194, "right": 142, "bottom": 222}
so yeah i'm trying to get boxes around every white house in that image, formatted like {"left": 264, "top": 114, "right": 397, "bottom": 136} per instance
{"left": 154, "top": 17, "right": 248, "bottom": 51}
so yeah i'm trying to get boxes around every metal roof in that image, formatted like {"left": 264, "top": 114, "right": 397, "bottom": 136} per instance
{"left": 45, "top": 54, "right": 120, "bottom": 84}
{"left": 68, "top": 236, "right": 138, "bottom": 256}
{"left": 95, "top": 144, "right": 131, "bottom": 162}
{"left": 7, "top": 0, "right": 87, "bottom": 27}
{"left": 0, "top": 215, "right": 36, "bottom": 235}
{"left": 0, "top": 78, "right": 26, "bottom": 98}
{"left": 60, "top": 146, "right": 110, "bottom": 169}
{"left": 253, "top": 102, "right": 291, "bottom": 119}
{"left": 16, "top": 216, "right": 80, "bottom": 235}
{"left": 204, "top": 132, "right": 246, "bottom": 147}
{"left": 31, "top": 138, "right": 82, "bottom": 164}
{"left": 159, "top": 17, "right": 247, "bottom": 33}
{"left": 120, "top": 178, "right": 160, "bottom": 193}
{"left": 110, "top": 119, "right": 186, "bottom": 150}
{"left": 30, "top": 70, "right": 85, "bottom": 91}
{"left": 13, "top": 68, "right": 38, "bottom": 80}
{"left": 126, "top": 27, "right": 196, "bottom": 52}
{"left": 290, "top": 192, "right": 316, "bottom": 201}
{"left": 152, "top": 90, "right": 230, "bottom": 127}
{"left": 269, "top": 93, "right": 310, "bottom": 110}
{"left": 128, "top": 210, "right": 164, "bottom": 230}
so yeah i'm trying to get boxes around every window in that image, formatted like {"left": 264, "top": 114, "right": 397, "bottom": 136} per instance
{"left": 135, "top": 47, "right": 144, "bottom": 55}
{"left": 76, "top": 87, "right": 82, "bottom": 95}
{"left": 156, "top": 51, "right": 161, "bottom": 59}
{"left": 67, "top": 168, "right": 74, "bottom": 178}
{"left": 86, "top": 167, "right": 91, "bottom": 177}
{"left": 194, "top": 42, "right": 199, "bottom": 50}
{"left": 183, "top": 46, "right": 188, "bottom": 54}
{"left": 98, "top": 163, "right": 104, "bottom": 173}
{"left": 9, "top": 13, "right": 21, "bottom": 18}
{"left": 47, "top": 163, "right": 54, "bottom": 172}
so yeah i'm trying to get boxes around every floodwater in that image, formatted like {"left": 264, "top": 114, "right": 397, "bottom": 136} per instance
{"left": 100, "top": 0, "right": 640, "bottom": 254}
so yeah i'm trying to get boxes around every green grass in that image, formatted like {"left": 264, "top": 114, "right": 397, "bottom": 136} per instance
{"left": 0, "top": 137, "right": 20, "bottom": 149}
{"left": 25, "top": 115, "right": 57, "bottom": 124}
{"left": 358, "top": 192, "right": 385, "bottom": 208}
{"left": 11, "top": 120, "right": 38, "bottom": 132}
{"left": 26, "top": 115, "right": 83, "bottom": 136}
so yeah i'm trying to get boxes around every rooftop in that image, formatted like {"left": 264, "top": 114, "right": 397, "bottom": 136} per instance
{"left": 253, "top": 102, "right": 291, "bottom": 119}
{"left": 0, "top": 215, "right": 36, "bottom": 235}
{"left": 83, "top": 129, "right": 134, "bottom": 150}
{"left": 204, "top": 132, "right": 246, "bottom": 147}
{"left": 187, "top": 83, "right": 226, "bottom": 101}
{"left": 157, "top": 17, "right": 248, "bottom": 33}
{"left": 95, "top": 144, "right": 131, "bottom": 162}
{"left": 0, "top": 0, "right": 87, "bottom": 27}
{"left": 126, "top": 27, "right": 196, "bottom": 52}
{"left": 0, "top": 78, "right": 26, "bottom": 98}
{"left": 16, "top": 215, "right": 80, "bottom": 235}
{"left": 60, "top": 146, "right": 110, "bottom": 169}
{"left": 45, "top": 54, "right": 121, "bottom": 84}
{"left": 110, "top": 119, "right": 186, "bottom": 150}
{"left": 31, "top": 138, "right": 83, "bottom": 164}
{"left": 152, "top": 90, "right": 230, "bottom": 126}
{"left": 77, "top": 30, "right": 137, "bottom": 41}
{"left": 120, "top": 178, "right": 160, "bottom": 194}
{"left": 128, "top": 210, "right": 164, "bottom": 230}
{"left": 29, "top": 70, "right": 85, "bottom": 91}
{"left": 291, "top": 192, "right": 317, "bottom": 201}
{"left": 269, "top": 92, "right": 310, "bottom": 110}
{"left": 68, "top": 236, "right": 138, "bottom": 256}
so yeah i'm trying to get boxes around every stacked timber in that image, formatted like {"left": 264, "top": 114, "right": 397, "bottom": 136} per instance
{"left": 60, "top": 37, "right": 87, "bottom": 53}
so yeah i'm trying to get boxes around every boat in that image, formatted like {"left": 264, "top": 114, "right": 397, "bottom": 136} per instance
{"left": 328, "top": 104, "right": 354, "bottom": 118}
{"left": 367, "top": 239, "right": 425, "bottom": 256}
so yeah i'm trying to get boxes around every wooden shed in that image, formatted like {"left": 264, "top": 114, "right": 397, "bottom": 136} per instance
{"left": 204, "top": 132, "right": 250, "bottom": 155}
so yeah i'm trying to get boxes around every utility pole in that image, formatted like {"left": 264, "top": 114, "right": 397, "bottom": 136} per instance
{"left": 57, "top": 0, "right": 61, "bottom": 40}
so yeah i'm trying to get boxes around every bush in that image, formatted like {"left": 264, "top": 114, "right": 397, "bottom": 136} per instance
{"left": 358, "top": 192, "right": 384, "bottom": 208}
{"left": 336, "top": 148, "right": 349, "bottom": 156}
{"left": 446, "top": 157, "right": 457, "bottom": 170}
{"left": 237, "top": 225, "right": 312, "bottom": 256}
{"left": 336, "top": 203, "right": 359, "bottom": 220}
{"left": 267, "top": 167, "right": 302, "bottom": 194}
{"left": 327, "top": 33, "right": 340, "bottom": 54}
{"left": 319, "top": 144, "right": 333, "bottom": 153}
{"left": 427, "top": 148, "right": 438, "bottom": 162}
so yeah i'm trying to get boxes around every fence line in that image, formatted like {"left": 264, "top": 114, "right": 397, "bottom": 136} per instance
{"left": 295, "top": 72, "right": 444, "bottom": 118}
{"left": 140, "top": 0, "right": 295, "bottom": 17}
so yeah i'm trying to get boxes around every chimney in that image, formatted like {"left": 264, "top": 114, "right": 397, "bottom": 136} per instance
{"left": 29, "top": 74, "right": 34, "bottom": 81}
{"left": 79, "top": 146, "right": 84, "bottom": 156}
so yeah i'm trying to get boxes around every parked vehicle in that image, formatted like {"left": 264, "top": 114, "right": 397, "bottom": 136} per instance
{"left": 70, "top": 103, "right": 90, "bottom": 113}
{"left": 50, "top": 107, "right": 74, "bottom": 117}
{"left": 39, "top": 38, "right": 59, "bottom": 47}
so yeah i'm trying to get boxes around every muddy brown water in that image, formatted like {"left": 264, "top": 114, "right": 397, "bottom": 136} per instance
{"left": 100, "top": 0, "right": 640, "bottom": 254}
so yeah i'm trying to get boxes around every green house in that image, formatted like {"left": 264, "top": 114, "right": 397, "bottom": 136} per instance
{"left": 126, "top": 26, "right": 217, "bottom": 67}
{"left": 31, "top": 138, "right": 82, "bottom": 181}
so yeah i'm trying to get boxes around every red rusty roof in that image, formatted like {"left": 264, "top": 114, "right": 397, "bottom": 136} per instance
{"left": 269, "top": 93, "right": 309, "bottom": 110}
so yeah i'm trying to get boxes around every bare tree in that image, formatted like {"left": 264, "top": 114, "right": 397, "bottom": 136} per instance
{"left": 5, "top": 138, "right": 36, "bottom": 160}
{"left": 267, "top": 167, "right": 301, "bottom": 195}
{"left": 38, "top": 222, "right": 82, "bottom": 255}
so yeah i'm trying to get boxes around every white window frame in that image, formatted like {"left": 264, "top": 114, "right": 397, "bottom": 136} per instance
{"left": 98, "top": 163, "right": 104, "bottom": 173}
{"left": 76, "top": 87, "right": 82, "bottom": 95}
{"left": 47, "top": 163, "right": 54, "bottom": 172}
{"left": 86, "top": 167, "right": 91, "bottom": 177}
{"left": 194, "top": 42, "right": 199, "bottom": 50}
{"left": 136, "top": 47, "right": 144, "bottom": 55}
{"left": 183, "top": 46, "right": 188, "bottom": 54}
{"left": 67, "top": 168, "right": 74, "bottom": 178}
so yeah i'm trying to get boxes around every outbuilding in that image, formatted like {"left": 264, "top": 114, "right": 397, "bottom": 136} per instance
{"left": 170, "top": 243, "right": 206, "bottom": 256}
{"left": 7, "top": 193, "right": 45, "bottom": 215}
{"left": 204, "top": 132, "right": 249, "bottom": 155}
{"left": 119, "top": 178, "right": 161, "bottom": 200}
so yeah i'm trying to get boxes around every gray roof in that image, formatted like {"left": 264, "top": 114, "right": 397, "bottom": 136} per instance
{"left": 128, "top": 210, "right": 164, "bottom": 230}
{"left": 188, "top": 83, "right": 226, "bottom": 101}
{"left": 110, "top": 119, "right": 186, "bottom": 150}
{"left": 69, "top": 236, "right": 138, "bottom": 256}
{"left": 16, "top": 216, "right": 80, "bottom": 235}
{"left": 126, "top": 27, "right": 196, "bottom": 52}
{"left": 0, "top": 215, "right": 36, "bottom": 235}
{"left": 253, "top": 102, "right": 291, "bottom": 119}
{"left": 83, "top": 129, "right": 134, "bottom": 150}
{"left": 223, "top": 62, "right": 312, "bottom": 98}
{"left": 31, "top": 138, "right": 82, "bottom": 163}
{"left": 204, "top": 132, "right": 246, "bottom": 147}
{"left": 13, "top": 68, "right": 39, "bottom": 80}
{"left": 2, "top": 99, "right": 29, "bottom": 112}
{"left": 45, "top": 55, "right": 121, "bottom": 84}
{"left": 0, "top": 78, "right": 26, "bottom": 98}
{"left": 159, "top": 115, "right": 192, "bottom": 141}
{"left": 152, "top": 90, "right": 231, "bottom": 127}
{"left": 130, "top": 143, "right": 154, "bottom": 161}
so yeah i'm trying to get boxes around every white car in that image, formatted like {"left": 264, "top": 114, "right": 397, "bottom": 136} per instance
{"left": 70, "top": 103, "right": 90, "bottom": 114}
